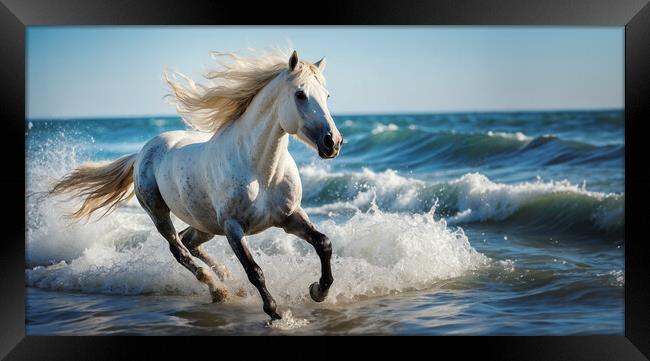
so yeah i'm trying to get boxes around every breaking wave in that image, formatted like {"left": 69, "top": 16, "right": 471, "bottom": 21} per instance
{"left": 300, "top": 166, "right": 624, "bottom": 235}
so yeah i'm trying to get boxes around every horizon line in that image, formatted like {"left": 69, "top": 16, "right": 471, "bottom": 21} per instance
{"left": 27, "top": 107, "right": 624, "bottom": 121}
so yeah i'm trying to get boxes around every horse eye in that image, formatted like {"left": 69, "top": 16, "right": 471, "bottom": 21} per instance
{"left": 295, "top": 90, "right": 307, "bottom": 100}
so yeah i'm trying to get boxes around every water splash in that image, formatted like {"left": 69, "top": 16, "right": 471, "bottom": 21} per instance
{"left": 265, "top": 310, "right": 310, "bottom": 330}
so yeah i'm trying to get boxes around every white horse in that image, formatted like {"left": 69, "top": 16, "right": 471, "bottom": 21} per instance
{"left": 48, "top": 49, "right": 343, "bottom": 320}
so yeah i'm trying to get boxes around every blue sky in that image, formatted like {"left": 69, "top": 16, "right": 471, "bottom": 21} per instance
{"left": 27, "top": 27, "right": 623, "bottom": 119}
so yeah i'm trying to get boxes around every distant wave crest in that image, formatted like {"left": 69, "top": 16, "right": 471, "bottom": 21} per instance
{"left": 300, "top": 166, "right": 624, "bottom": 235}
{"left": 341, "top": 127, "right": 623, "bottom": 168}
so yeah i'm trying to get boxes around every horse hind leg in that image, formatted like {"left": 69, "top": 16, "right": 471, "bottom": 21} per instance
{"left": 150, "top": 215, "right": 229, "bottom": 302}
{"left": 135, "top": 182, "right": 229, "bottom": 302}
{"left": 179, "top": 226, "right": 231, "bottom": 281}
{"left": 134, "top": 174, "right": 229, "bottom": 302}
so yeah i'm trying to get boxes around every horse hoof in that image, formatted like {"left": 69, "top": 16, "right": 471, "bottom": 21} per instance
{"left": 309, "top": 282, "right": 327, "bottom": 302}
{"left": 264, "top": 306, "right": 282, "bottom": 320}
{"left": 263, "top": 299, "right": 281, "bottom": 320}
{"left": 269, "top": 310, "right": 282, "bottom": 320}
{"left": 210, "top": 288, "right": 229, "bottom": 303}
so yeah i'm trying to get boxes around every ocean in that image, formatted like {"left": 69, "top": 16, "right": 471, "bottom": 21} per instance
{"left": 25, "top": 110, "right": 624, "bottom": 335}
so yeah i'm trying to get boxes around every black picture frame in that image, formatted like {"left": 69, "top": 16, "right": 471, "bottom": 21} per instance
{"left": 2, "top": 0, "right": 649, "bottom": 359}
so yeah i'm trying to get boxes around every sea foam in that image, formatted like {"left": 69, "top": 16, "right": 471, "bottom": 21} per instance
{"left": 26, "top": 196, "right": 488, "bottom": 303}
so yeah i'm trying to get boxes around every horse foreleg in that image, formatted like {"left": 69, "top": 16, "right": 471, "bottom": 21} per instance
{"left": 179, "top": 227, "right": 231, "bottom": 281}
{"left": 152, "top": 215, "right": 229, "bottom": 302}
{"left": 224, "top": 219, "right": 281, "bottom": 320}
{"left": 281, "top": 208, "right": 333, "bottom": 302}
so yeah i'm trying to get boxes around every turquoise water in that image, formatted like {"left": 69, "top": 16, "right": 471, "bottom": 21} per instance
{"left": 25, "top": 110, "right": 624, "bottom": 335}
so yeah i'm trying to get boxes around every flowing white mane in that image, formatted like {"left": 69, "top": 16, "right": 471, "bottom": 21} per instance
{"left": 164, "top": 48, "right": 325, "bottom": 133}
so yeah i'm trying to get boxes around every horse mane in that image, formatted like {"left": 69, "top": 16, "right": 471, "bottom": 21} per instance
{"left": 164, "top": 48, "right": 325, "bottom": 133}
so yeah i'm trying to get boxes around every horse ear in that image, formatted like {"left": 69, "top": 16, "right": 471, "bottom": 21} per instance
{"left": 314, "top": 57, "right": 327, "bottom": 72}
{"left": 288, "top": 51, "right": 299, "bottom": 71}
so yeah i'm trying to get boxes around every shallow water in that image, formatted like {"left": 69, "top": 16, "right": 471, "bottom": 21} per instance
{"left": 25, "top": 110, "right": 624, "bottom": 335}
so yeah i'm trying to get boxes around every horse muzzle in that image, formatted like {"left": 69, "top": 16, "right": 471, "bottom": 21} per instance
{"left": 317, "top": 132, "right": 342, "bottom": 159}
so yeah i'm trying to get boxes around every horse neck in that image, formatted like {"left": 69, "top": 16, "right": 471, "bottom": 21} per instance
{"left": 215, "top": 78, "right": 290, "bottom": 186}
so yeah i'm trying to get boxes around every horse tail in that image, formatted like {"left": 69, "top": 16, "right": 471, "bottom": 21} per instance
{"left": 48, "top": 153, "right": 138, "bottom": 220}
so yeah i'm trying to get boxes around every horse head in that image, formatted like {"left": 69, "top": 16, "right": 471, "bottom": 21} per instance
{"left": 278, "top": 51, "right": 343, "bottom": 159}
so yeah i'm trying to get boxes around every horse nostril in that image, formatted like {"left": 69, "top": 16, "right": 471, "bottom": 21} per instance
{"left": 323, "top": 133, "right": 335, "bottom": 148}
